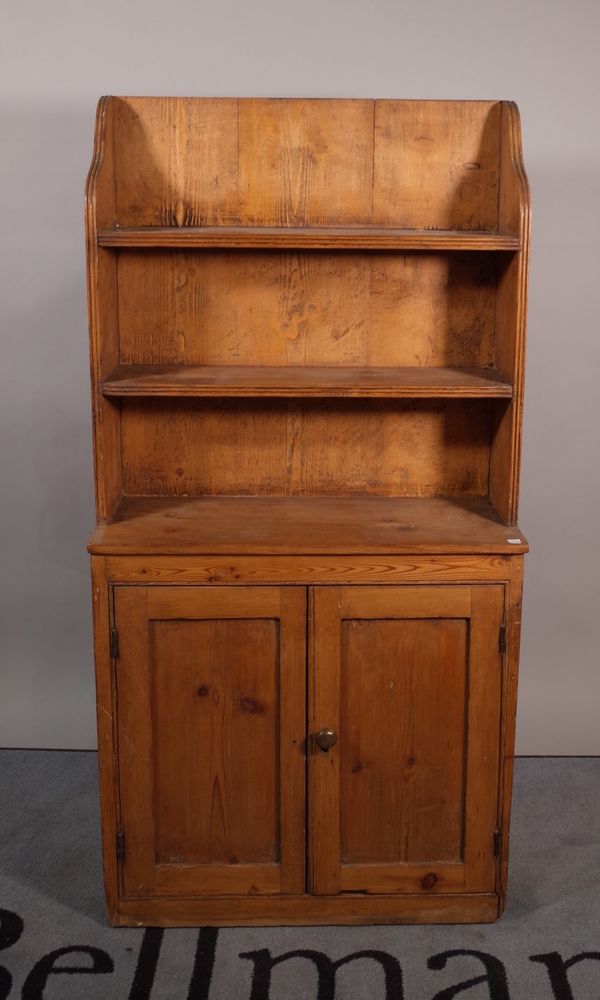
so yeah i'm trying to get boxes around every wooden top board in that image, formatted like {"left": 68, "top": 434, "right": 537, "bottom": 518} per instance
{"left": 88, "top": 496, "right": 528, "bottom": 556}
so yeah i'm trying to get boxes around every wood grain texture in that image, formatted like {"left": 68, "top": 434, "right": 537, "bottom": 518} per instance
{"left": 373, "top": 101, "right": 503, "bottom": 230}
{"left": 462, "top": 585, "right": 504, "bottom": 891}
{"left": 86, "top": 97, "right": 529, "bottom": 926}
{"left": 119, "top": 398, "right": 493, "bottom": 498}
{"left": 497, "top": 555, "right": 525, "bottom": 913}
{"left": 102, "top": 364, "right": 512, "bottom": 399}
{"left": 98, "top": 226, "right": 520, "bottom": 249}
{"left": 102, "top": 554, "right": 513, "bottom": 585}
{"left": 115, "top": 586, "right": 306, "bottom": 897}
{"left": 89, "top": 556, "right": 120, "bottom": 922}
{"left": 489, "top": 103, "right": 531, "bottom": 523}
{"left": 116, "top": 250, "right": 497, "bottom": 369}
{"left": 112, "top": 98, "right": 240, "bottom": 227}
{"left": 238, "top": 99, "right": 373, "bottom": 226}
{"left": 339, "top": 617, "right": 467, "bottom": 865}
{"left": 85, "top": 98, "right": 121, "bottom": 521}
{"left": 310, "top": 585, "right": 503, "bottom": 896}
{"left": 309, "top": 587, "right": 341, "bottom": 894}
{"left": 114, "top": 892, "right": 499, "bottom": 926}
{"left": 88, "top": 496, "right": 529, "bottom": 556}
{"left": 150, "top": 618, "right": 279, "bottom": 866}
{"left": 104, "top": 97, "right": 509, "bottom": 232}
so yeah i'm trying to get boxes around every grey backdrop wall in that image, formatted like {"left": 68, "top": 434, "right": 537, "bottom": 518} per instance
{"left": 1, "top": 0, "right": 599, "bottom": 752}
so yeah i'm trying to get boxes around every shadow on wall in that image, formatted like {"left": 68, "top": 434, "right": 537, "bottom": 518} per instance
{"left": 0, "top": 105, "right": 97, "bottom": 749}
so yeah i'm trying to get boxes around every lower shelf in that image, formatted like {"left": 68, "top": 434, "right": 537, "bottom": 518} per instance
{"left": 88, "top": 495, "right": 528, "bottom": 555}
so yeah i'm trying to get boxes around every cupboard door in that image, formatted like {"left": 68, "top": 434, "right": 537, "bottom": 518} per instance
{"left": 310, "top": 585, "right": 504, "bottom": 895}
{"left": 114, "top": 586, "right": 306, "bottom": 897}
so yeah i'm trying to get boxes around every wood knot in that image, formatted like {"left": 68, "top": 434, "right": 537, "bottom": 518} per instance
{"left": 196, "top": 685, "right": 209, "bottom": 697}
{"left": 422, "top": 873, "right": 438, "bottom": 891}
{"left": 237, "top": 696, "right": 264, "bottom": 715}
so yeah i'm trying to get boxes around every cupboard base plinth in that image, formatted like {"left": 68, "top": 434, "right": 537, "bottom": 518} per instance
{"left": 111, "top": 892, "right": 500, "bottom": 927}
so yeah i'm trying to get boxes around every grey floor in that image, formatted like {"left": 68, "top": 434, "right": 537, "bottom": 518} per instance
{"left": 0, "top": 752, "right": 599, "bottom": 998}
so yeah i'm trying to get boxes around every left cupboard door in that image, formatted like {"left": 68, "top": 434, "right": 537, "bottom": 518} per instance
{"left": 113, "top": 586, "right": 307, "bottom": 898}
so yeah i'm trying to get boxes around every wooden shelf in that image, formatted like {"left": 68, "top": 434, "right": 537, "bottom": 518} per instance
{"left": 88, "top": 495, "right": 528, "bottom": 556}
{"left": 102, "top": 365, "right": 513, "bottom": 399}
{"left": 98, "top": 226, "right": 521, "bottom": 251}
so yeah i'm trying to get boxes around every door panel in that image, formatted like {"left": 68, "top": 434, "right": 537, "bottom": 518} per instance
{"left": 310, "top": 585, "right": 504, "bottom": 896}
{"left": 340, "top": 617, "right": 467, "bottom": 864}
{"left": 151, "top": 619, "right": 278, "bottom": 866}
{"left": 115, "top": 586, "right": 306, "bottom": 897}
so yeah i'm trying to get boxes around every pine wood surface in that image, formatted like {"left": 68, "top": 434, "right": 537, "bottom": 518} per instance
{"left": 115, "top": 586, "right": 306, "bottom": 897}
{"left": 85, "top": 97, "right": 530, "bottom": 925}
{"left": 107, "top": 99, "right": 505, "bottom": 230}
{"left": 309, "top": 586, "right": 502, "bottom": 896}
{"left": 90, "top": 557, "right": 119, "bottom": 918}
{"left": 489, "top": 103, "right": 531, "bottom": 523}
{"left": 115, "top": 250, "right": 497, "bottom": 369}
{"left": 88, "top": 495, "right": 528, "bottom": 556}
{"left": 114, "top": 892, "right": 500, "bottom": 926}
{"left": 91, "top": 552, "right": 520, "bottom": 926}
{"left": 497, "top": 555, "right": 525, "bottom": 913}
{"left": 102, "top": 364, "right": 512, "bottom": 398}
{"left": 102, "top": 553, "right": 513, "bottom": 585}
{"left": 118, "top": 398, "right": 495, "bottom": 499}
{"left": 98, "top": 226, "right": 520, "bottom": 250}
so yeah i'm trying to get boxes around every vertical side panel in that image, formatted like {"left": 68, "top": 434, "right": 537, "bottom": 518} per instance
{"left": 278, "top": 587, "right": 308, "bottom": 893}
{"left": 490, "top": 102, "right": 531, "bottom": 523}
{"left": 114, "top": 587, "right": 156, "bottom": 895}
{"left": 463, "top": 585, "right": 504, "bottom": 892}
{"left": 85, "top": 97, "right": 121, "bottom": 521}
{"left": 90, "top": 556, "right": 119, "bottom": 921}
{"left": 498, "top": 556, "right": 524, "bottom": 912}
{"left": 309, "top": 587, "right": 342, "bottom": 894}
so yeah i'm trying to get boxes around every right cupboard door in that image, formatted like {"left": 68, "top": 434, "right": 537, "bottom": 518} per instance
{"left": 310, "top": 585, "right": 504, "bottom": 896}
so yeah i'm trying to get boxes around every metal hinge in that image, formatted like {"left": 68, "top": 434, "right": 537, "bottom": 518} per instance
{"left": 498, "top": 623, "right": 507, "bottom": 655}
{"left": 110, "top": 627, "right": 120, "bottom": 660}
{"left": 116, "top": 830, "right": 125, "bottom": 863}
{"left": 493, "top": 827, "right": 501, "bottom": 857}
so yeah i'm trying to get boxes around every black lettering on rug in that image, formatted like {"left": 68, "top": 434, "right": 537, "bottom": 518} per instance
{"left": 428, "top": 948, "right": 510, "bottom": 999}
{"left": 531, "top": 951, "right": 600, "bottom": 1000}
{"left": 240, "top": 947, "right": 404, "bottom": 1000}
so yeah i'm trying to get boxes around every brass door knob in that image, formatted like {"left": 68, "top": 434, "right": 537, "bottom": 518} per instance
{"left": 315, "top": 728, "right": 337, "bottom": 752}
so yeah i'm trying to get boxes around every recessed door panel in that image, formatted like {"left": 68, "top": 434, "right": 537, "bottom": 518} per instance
{"left": 115, "top": 586, "right": 306, "bottom": 897}
{"left": 340, "top": 617, "right": 467, "bottom": 865}
{"left": 151, "top": 618, "right": 279, "bottom": 866}
{"left": 310, "top": 585, "right": 503, "bottom": 896}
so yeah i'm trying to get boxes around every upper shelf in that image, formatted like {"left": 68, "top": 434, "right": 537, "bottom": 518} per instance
{"left": 102, "top": 365, "right": 513, "bottom": 399}
{"left": 97, "top": 226, "right": 521, "bottom": 251}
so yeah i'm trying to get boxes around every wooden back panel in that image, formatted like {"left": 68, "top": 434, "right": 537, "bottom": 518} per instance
{"left": 120, "top": 398, "right": 493, "bottom": 498}
{"left": 109, "top": 98, "right": 503, "bottom": 230}
{"left": 117, "top": 250, "right": 497, "bottom": 368}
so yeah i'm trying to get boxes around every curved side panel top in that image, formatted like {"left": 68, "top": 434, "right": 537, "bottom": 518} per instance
{"left": 489, "top": 101, "right": 531, "bottom": 524}
{"left": 86, "top": 97, "right": 121, "bottom": 523}
{"left": 498, "top": 101, "right": 531, "bottom": 238}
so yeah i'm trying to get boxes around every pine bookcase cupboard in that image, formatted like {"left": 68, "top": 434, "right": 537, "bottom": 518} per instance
{"left": 86, "top": 97, "right": 529, "bottom": 927}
